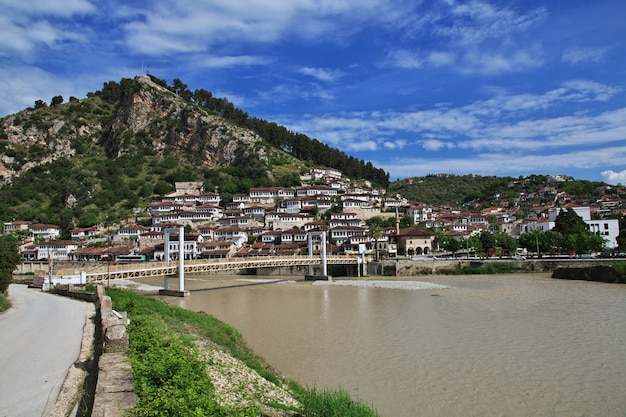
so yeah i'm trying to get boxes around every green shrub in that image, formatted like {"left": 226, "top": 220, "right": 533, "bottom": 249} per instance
{"left": 296, "top": 386, "right": 381, "bottom": 417}
{"left": 0, "top": 290, "right": 10, "bottom": 312}
{"left": 612, "top": 261, "right": 626, "bottom": 276}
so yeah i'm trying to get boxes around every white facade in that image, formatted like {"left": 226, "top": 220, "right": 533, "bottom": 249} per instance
{"left": 30, "top": 224, "right": 61, "bottom": 240}
{"left": 587, "top": 219, "right": 620, "bottom": 249}
{"left": 37, "top": 241, "right": 80, "bottom": 261}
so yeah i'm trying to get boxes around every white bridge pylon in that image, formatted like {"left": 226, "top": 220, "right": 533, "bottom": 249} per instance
{"left": 162, "top": 226, "right": 188, "bottom": 296}
{"left": 307, "top": 230, "right": 331, "bottom": 281}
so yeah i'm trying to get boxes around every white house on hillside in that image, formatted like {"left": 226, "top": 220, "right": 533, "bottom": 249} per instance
{"left": 36, "top": 240, "right": 81, "bottom": 261}
{"left": 30, "top": 224, "right": 61, "bottom": 240}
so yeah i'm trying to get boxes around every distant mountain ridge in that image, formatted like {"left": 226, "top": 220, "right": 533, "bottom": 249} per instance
{"left": 389, "top": 173, "right": 613, "bottom": 209}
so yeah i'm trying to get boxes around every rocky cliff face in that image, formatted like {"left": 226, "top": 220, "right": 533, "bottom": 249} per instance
{"left": 0, "top": 75, "right": 268, "bottom": 186}
{"left": 104, "top": 75, "right": 266, "bottom": 167}
{"left": 0, "top": 109, "right": 85, "bottom": 185}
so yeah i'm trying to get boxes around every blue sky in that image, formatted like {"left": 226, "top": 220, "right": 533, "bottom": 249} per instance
{"left": 1, "top": 0, "right": 625, "bottom": 184}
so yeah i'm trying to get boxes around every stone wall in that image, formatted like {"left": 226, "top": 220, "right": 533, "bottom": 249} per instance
{"left": 91, "top": 285, "right": 137, "bottom": 417}
{"left": 49, "top": 284, "right": 136, "bottom": 417}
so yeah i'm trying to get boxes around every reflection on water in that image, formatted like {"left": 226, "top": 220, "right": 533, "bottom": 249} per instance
{"left": 142, "top": 273, "right": 626, "bottom": 417}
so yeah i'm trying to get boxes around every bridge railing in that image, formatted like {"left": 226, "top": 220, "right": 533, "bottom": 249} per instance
{"left": 55, "top": 255, "right": 359, "bottom": 280}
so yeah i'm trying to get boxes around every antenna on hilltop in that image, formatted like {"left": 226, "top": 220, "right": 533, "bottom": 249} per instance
{"left": 141, "top": 60, "right": 150, "bottom": 75}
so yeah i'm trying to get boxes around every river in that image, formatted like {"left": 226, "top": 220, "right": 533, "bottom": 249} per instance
{"left": 139, "top": 272, "right": 626, "bottom": 417}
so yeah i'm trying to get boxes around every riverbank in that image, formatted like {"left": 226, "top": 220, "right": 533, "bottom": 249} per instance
{"left": 108, "top": 288, "right": 382, "bottom": 416}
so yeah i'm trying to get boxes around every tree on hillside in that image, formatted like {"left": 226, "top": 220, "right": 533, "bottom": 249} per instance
{"left": 51, "top": 95, "right": 64, "bottom": 106}
{"left": 172, "top": 78, "right": 192, "bottom": 101}
{"left": 440, "top": 236, "right": 461, "bottom": 257}
{"left": 552, "top": 208, "right": 607, "bottom": 253}
{"left": 34, "top": 99, "right": 47, "bottom": 109}
{"left": 553, "top": 209, "right": 588, "bottom": 237}
{"left": 0, "top": 235, "right": 21, "bottom": 293}
{"left": 497, "top": 232, "right": 517, "bottom": 252}
{"left": 478, "top": 230, "right": 497, "bottom": 255}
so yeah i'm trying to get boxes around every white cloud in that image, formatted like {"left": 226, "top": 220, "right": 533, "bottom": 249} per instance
{"left": 438, "top": 2, "right": 547, "bottom": 47}
{"left": 468, "top": 80, "right": 622, "bottom": 118}
{"left": 601, "top": 169, "right": 626, "bottom": 185}
{"left": 460, "top": 45, "right": 544, "bottom": 76}
{"left": 562, "top": 47, "right": 609, "bottom": 65}
{"left": 427, "top": 51, "right": 456, "bottom": 67}
{"left": 561, "top": 80, "right": 621, "bottom": 102}
{"left": 0, "top": 0, "right": 94, "bottom": 57}
{"left": 281, "top": 80, "right": 626, "bottom": 162}
{"left": 120, "top": 0, "right": 396, "bottom": 56}
{"left": 194, "top": 55, "right": 272, "bottom": 69}
{"left": 348, "top": 140, "right": 378, "bottom": 152}
{"left": 386, "top": 49, "right": 423, "bottom": 69}
{"left": 383, "top": 140, "right": 407, "bottom": 150}
{"left": 385, "top": 1, "right": 547, "bottom": 76}
{"left": 422, "top": 139, "right": 454, "bottom": 151}
{"left": 298, "top": 67, "right": 344, "bottom": 82}
{"left": 1, "top": 0, "right": 95, "bottom": 18}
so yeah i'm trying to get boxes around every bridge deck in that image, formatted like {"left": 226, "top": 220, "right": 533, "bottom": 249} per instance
{"left": 55, "top": 255, "right": 359, "bottom": 282}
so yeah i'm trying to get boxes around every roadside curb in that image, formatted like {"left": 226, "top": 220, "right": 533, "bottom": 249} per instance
{"left": 43, "top": 302, "right": 96, "bottom": 417}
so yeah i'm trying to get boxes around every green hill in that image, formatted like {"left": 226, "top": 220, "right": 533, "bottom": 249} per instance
{"left": 389, "top": 173, "right": 609, "bottom": 208}
{"left": 0, "top": 75, "right": 388, "bottom": 234}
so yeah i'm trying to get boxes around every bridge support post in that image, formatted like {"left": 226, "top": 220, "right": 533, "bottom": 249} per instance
{"left": 159, "top": 226, "right": 189, "bottom": 297}
{"left": 307, "top": 233, "right": 314, "bottom": 276}
{"left": 164, "top": 232, "right": 170, "bottom": 264}
{"left": 321, "top": 231, "right": 331, "bottom": 281}
{"left": 305, "top": 230, "right": 331, "bottom": 281}
{"left": 178, "top": 226, "right": 185, "bottom": 292}
{"left": 361, "top": 252, "right": 368, "bottom": 277}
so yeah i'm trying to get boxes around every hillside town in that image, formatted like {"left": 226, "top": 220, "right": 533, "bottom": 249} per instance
{"left": 3, "top": 168, "right": 624, "bottom": 262}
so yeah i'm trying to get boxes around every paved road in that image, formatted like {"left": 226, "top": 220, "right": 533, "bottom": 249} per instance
{"left": 0, "top": 284, "right": 88, "bottom": 417}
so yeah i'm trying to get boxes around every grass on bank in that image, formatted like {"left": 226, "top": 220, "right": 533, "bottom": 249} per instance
{"left": 108, "top": 289, "right": 381, "bottom": 417}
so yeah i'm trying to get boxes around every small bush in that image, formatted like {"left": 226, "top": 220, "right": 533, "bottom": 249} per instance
{"left": 297, "top": 387, "right": 381, "bottom": 417}
{"left": 612, "top": 261, "right": 626, "bottom": 278}
{"left": 0, "top": 290, "right": 10, "bottom": 312}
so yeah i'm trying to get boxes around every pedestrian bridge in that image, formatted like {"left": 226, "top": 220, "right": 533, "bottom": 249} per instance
{"left": 56, "top": 255, "right": 360, "bottom": 283}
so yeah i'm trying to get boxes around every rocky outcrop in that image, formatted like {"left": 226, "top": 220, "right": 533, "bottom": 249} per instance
{"left": 104, "top": 75, "right": 267, "bottom": 168}
{"left": 0, "top": 75, "right": 270, "bottom": 186}
{"left": 552, "top": 265, "right": 625, "bottom": 283}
